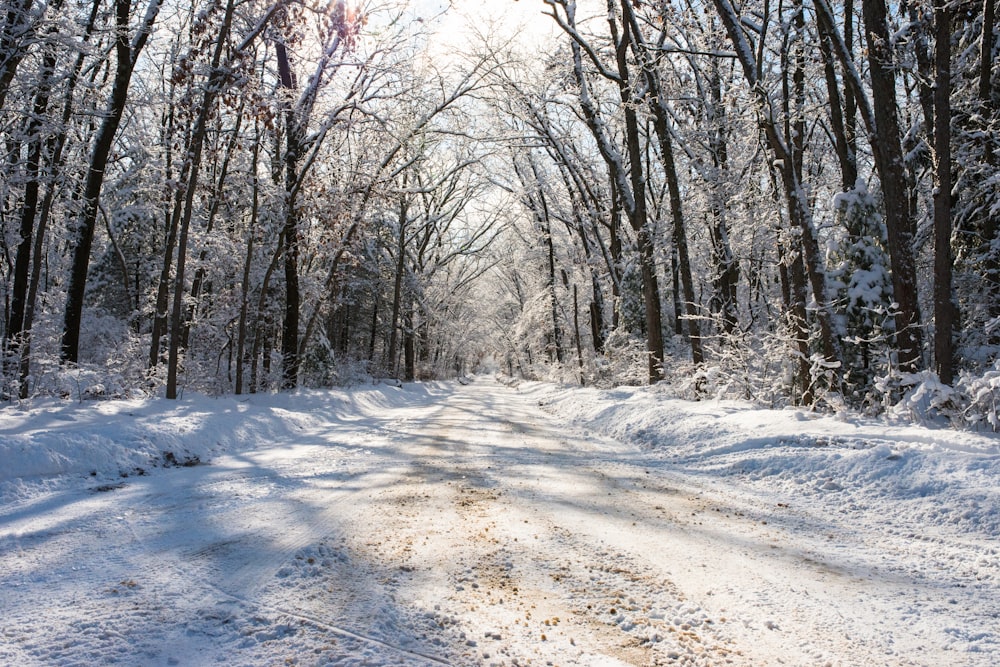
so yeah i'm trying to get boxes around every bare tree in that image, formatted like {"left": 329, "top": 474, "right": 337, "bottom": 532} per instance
{"left": 711, "top": 0, "right": 842, "bottom": 402}
{"left": 545, "top": 0, "right": 666, "bottom": 383}
{"left": 61, "top": 0, "right": 162, "bottom": 364}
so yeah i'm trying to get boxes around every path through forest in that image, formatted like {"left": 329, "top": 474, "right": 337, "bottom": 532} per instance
{"left": 1, "top": 380, "right": 991, "bottom": 665}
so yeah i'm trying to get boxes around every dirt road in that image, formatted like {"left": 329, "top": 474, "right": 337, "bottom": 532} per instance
{"left": 1, "top": 380, "right": 972, "bottom": 665}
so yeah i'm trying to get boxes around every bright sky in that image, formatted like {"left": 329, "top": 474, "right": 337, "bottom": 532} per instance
{"left": 413, "top": 0, "right": 559, "bottom": 52}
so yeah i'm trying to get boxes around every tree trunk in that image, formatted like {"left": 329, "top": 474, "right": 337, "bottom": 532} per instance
{"left": 574, "top": 284, "right": 585, "bottom": 384}
{"left": 16, "top": 0, "right": 100, "bottom": 397}
{"left": 607, "top": 181, "right": 623, "bottom": 331}
{"left": 712, "top": 0, "right": 843, "bottom": 400}
{"left": 368, "top": 295, "right": 379, "bottom": 364}
{"left": 771, "top": 169, "right": 811, "bottom": 403}
{"left": 165, "top": 0, "right": 235, "bottom": 399}
{"left": 275, "top": 40, "right": 301, "bottom": 390}
{"left": 907, "top": 1, "right": 937, "bottom": 151}
{"left": 235, "top": 123, "right": 262, "bottom": 395}
{"left": 149, "top": 98, "right": 182, "bottom": 370}
{"left": 706, "top": 56, "right": 739, "bottom": 339}
{"left": 982, "top": 0, "right": 997, "bottom": 167}
{"left": 621, "top": 0, "right": 702, "bottom": 364}
{"left": 7, "top": 34, "right": 58, "bottom": 382}
{"left": 649, "top": 90, "right": 702, "bottom": 365}
{"left": 817, "top": 8, "right": 858, "bottom": 190}
{"left": 788, "top": 242, "right": 813, "bottom": 404}
{"left": 555, "top": 0, "right": 664, "bottom": 382}
{"left": 0, "top": 0, "right": 36, "bottom": 112}
{"left": 387, "top": 191, "right": 409, "bottom": 375}
{"left": 181, "top": 107, "right": 243, "bottom": 352}
{"left": 862, "top": 0, "right": 925, "bottom": 372}
{"left": 403, "top": 306, "right": 415, "bottom": 382}
{"left": 543, "top": 208, "right": 564, "bottom": 364}
{"left": 933, "top": 0, "right": 954, "bottom": 384}
{"left": 671, "top": 248, "right": 682, "bottom": 336}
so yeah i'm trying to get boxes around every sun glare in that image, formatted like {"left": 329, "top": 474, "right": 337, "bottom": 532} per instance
{"left": 417, "top": 0, "right": 557, "bottom": 54}
{"left": 332, "top": 0, "right": 365, "bottom": 50}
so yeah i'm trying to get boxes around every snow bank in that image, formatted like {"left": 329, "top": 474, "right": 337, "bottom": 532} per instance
{"left": 523, "top": 381, "right": 1000, "bottom": 536}
{"left": 0, "top": 382, "right": 451, "bottom": 503}
{"left": 4, "top": 377, "right": 998, "bottom": 537}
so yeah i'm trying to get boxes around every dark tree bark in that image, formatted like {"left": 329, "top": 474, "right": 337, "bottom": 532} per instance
{"left": 15, "top": 0, "right": 100, "bottom": 397}
{"left": 933, "top": 0, "right": 954, "bottom": 384}
{"left": 861, "top": 0, "right": 925, "bottom": 372}
{"left": 534, "top": 120, "right": 609, "bottom": 354}
{"left": 514, "top": 156, "right": 564, "bottom": 363}
{"left": 181, "top": 107, "right": 244, "bottom": 353}
{"left": 368, "top": 295, "right": 379, "bottom": 363}
{"left": 787, "top": 235, "right": 813, "bottom": 403}
{"left": 250, "top": 250, "right": 284, "bottom": 392}
{"left": 671, "top": 248, "right": 682, "bottom": 336}
{"left": 814, "top": 0, "right": 926, "bottom": 373}
{"left": 544, "top": 210, "right": 564, "bottom": 364}
{"left": 616, "top": 15, "right": 665, "bottom": 382}
{"left": 621, "top": 0, "right": 704, "bottom": 364}
{"left": 573, "top": 284, "right": 585, "bottom": 384}
{"left": 844, "top": 0, "right": 858, "bottom": 176}
{"left": 271, "top": 5, "right": 362, "bottom": 387}
{"left": 275, "top": 39, "right": 302, "bottom": 389}
{"left": 533, "top": 162, "right": 564, "bottom": 364}
{"left": 7, "top": 14, "right": 61, "bottom": 376}
{"left": 549, "top": 0, "right": 665, "bottom": 382}
{"left": 403, "top": 307, "right": 416, "bottom": 382}
{"left": 983, "top": 0, "right": 996, "bottom": 100}
{"left": 0, "top": 0, "right": 36, "bottom": 112}
{"left": 705, "top": 56, "right": 739, "bottom": 340}
{"left": 235, "top": 123, "right": 262, "bottom": 395}
{"left": 981, "top": 0, "right": 997, "bottom": 167}
{"left": 387, "top": 189, "right": 410, "bottom": 375}
{"left": 149, "top": 85, "right": 182, "bottom": 370}
{"left": 817, "top": 7, "right": 858, "bottom": 190}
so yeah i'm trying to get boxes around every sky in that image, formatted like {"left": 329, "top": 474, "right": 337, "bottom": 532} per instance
{"left": 412, "top": 0, "right": 561, "bottom": 52}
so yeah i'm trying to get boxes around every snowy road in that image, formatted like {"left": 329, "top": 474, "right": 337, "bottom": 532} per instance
{"left": 1, "top": 379, "right": 997, "bottom": 665}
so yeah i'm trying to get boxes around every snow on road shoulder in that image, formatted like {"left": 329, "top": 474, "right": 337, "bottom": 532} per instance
{"left": 516, "top": 380, "right": 1000, "bottom": 661}
{"left": 0, "top": 382, "right": 449, "bottom": 503}
{"left": 524, "top": 380, "right": 1000, "bottom": 534}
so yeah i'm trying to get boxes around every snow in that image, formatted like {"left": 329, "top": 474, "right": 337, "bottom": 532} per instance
{"left": 2, "top": 377, "right": 998, "bottom": 665}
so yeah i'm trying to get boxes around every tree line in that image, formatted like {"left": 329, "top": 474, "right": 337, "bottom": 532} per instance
{"left": 0, "top": 0, "right": 997, "bottom": 426}
{"left": 488, "top": 0, "right": 997, "bottom": 425}
{"left": 1, "top": 0, "right": 504, "bottom": 399}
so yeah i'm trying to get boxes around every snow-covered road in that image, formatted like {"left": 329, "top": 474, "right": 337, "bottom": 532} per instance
{"left": 2, "top": 379, "right": 997, "bottom": 665}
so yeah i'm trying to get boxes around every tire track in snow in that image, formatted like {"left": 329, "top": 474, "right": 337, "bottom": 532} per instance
{"left": 114, "top": 449, "right": 457, "bottom": 665}
{"left": 349, "top": 383, "right": 747, "bottom": 665}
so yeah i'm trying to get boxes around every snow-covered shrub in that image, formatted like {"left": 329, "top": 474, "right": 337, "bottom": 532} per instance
{"left": 873, "top": 358, "right": 1000, "bottom": 431}
{"left": 660, "top": 327, "right": 791, "bottom": 407}
{"left": 807, "top": 353, "right": 848, "bottom": 414}
{"left": 882, "top": 371, "right": 966, "bottom": 426}
{"left": 958, "top": 359, "right": 1000, "bottom": 432}
{"left": 11, "top": 308, "right": 154, "bottom": 401}
{"left": 594, "top": 328, "right": 648, "bottom": 388}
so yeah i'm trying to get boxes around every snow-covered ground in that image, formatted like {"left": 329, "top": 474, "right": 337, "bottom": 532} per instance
{"left": 1, "top": 377, "right": 998, "bottom": 666}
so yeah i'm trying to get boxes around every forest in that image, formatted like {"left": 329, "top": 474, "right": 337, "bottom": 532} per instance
{"left": 0, "top": 0, "right": 997, "bottom": 425}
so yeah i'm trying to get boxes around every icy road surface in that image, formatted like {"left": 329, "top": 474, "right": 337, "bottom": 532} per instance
{"left": 1, "top": 379, "right": 997, "bottom": 665}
